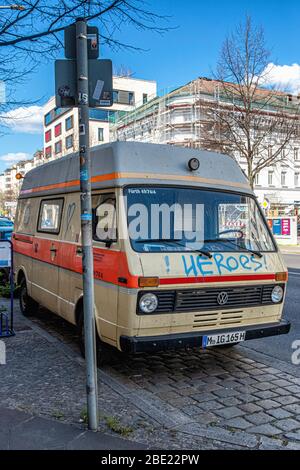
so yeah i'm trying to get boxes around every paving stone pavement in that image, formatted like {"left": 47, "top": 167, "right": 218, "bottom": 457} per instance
{"left": 1, "top": 296, "right": 300, "bottom": 450}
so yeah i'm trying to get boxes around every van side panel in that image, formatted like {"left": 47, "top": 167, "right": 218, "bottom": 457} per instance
{"left": 58, "top": 191, "right": 119, "bottom": 343}
{"left": 58, "top": 192, "right": 82, "bottom": 324}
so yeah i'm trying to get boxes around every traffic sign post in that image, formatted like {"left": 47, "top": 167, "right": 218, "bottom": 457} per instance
{"left": 54, "top": 17, "right": 113, "bottom": 431}
{"left": 55, "top": 59, "right": 113, "bottom": 108}
{"left": 75, "top": 17, "right": 99, "bottom": 433}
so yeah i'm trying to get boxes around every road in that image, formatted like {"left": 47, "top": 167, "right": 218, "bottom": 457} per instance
{"left": 242, "top": 253, "right": 300, "bottom": 365}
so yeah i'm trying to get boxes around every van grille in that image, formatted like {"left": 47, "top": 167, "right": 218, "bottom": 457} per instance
{"left": 137, "top": 284, "right": 284, "bottom": 314}
{"left": 193, "top": 310, "right": 244, "bottom": 328}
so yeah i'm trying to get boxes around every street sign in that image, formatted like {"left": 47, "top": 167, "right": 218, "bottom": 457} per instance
{"left": 65, "top": 24, "right": 99, "bottom": 59}
{"left": 55, "top": 59, "right": 113, "bottom": 108}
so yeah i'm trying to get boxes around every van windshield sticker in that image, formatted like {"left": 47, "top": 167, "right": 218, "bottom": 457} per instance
{"left": 127, "top": 188, "right": 157, "bottom": 195}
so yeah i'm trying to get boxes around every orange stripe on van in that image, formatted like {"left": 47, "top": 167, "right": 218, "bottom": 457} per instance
{"left": 14, "top": 236, "right": 279, "bottom": 289}
{"left": 13, "top": 236, "right": 139, "bottom": 288}
{"left": 20, "top": 171, "right": 250, "bottom": 195}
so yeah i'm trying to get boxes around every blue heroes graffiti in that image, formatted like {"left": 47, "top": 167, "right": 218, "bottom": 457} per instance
{"left": 181, "top": 253, "right": 266, "bottom": 277}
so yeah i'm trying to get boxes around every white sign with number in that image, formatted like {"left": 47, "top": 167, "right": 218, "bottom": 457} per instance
{"left": 0, "top": 242, "right": 11, "bottom": 268}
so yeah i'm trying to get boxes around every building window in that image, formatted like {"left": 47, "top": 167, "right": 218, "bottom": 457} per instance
{"left": 295, "top": 172, "right": 300, "bottom": 187}
{"left": 55, "top": 141, "right": 62, "bottom": 154}
{"left": 281, "top": 171, "right": 287, "bottom": 186}
{"left": 65, "top": 115, "right": 73, "bottom": 131}
{"left": 268, "top": 171, "right": 273, "bottom": 186}
{"left": 45, "top": 130, "right": 51, "bottom": 143}
{"left": 44, "top": 107, "right": 68, "bottom": 127}
{"left": 268, "top": 146, "right": 272, "bottom": 159}
{"left": 113, "top": 90, "right": 119, "bottom": 103}
{"left": 55, "top": 123, "right": 62, "bottom": 137}
{"left": 143, "top": 93, "right": 148, "bottom": 104}
{"left": 98, "top": 128, "right": 104, "bottom": 142}
{"left": 294, "top": 148, "right": 299, "bottom": 161}
{"left": 255, "top": 173, "right": 259, "bottom": 185}
{"left": 89, "top": 109, "right": 116, "bottom": 123}
{"left": 65, "top": 134, "right": 73, "bottom": 149}
{"left": 44, "top": 112, "right": 52, "bottom": 126}
{"left": 112, "top": 90, "right": 135, "bottom": 105}
{"left": 129, "top": 92, "right": 135, "bottom": 105}
{"left": 45, "top": 146, "right": 52, "bottom": 158}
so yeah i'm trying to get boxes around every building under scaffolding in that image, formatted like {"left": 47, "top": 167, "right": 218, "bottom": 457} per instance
{"left": 111, "top": 77, "right": 300, "bottom": 215}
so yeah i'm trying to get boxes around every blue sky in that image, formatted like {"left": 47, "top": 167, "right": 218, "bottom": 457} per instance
{"left": 1, "top": 0, "right": 300, "bottom": 172}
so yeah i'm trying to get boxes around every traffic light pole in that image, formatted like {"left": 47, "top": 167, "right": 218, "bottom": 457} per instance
{"left": 76, "top": 17, "right": 98, "bottom": 431}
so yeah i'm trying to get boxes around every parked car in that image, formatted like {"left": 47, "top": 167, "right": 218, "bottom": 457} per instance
{"left": 0, "top": 217, "right": 13, "bottom": 241}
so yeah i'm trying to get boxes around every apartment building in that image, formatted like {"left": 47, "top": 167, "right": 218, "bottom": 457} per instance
{"left": 0, "top": 150, "right": 44, "bottom": 217}
{"left": 111, "top": 77, "right": 300, "bottom": 215}
{"left": 43, "top": 76, "right": 157, "bottom": 160}
{"left": 0, "top": 173, "right": 5, "bottom": 193}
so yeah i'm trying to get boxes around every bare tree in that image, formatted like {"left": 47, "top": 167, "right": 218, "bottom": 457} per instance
{"left": 113, "top": 64, "right": 134, "bottom": 77}
{"left": 214, "top": 15, "right": 300, "bottom": 188}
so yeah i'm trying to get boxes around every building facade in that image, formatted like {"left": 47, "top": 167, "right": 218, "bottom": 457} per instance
{"left": 0, "top": 151, "right": 45, "bottom": 217}
{"left": 111, "top": 77, "right": 300, "bottom": 215}
{"left": 43, "top": 76, "right": 157, "bottom": 160}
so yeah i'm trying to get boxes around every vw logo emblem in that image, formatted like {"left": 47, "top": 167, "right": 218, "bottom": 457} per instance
{"left": 217, "top": 291, "right": 229, "bottom": 305}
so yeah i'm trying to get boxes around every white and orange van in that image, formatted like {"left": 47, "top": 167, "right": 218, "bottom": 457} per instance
{"left": 13, "top": 142, "right": 290, "bottom": 363}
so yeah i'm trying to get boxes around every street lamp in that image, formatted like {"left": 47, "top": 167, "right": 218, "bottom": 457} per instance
{"left": 0, "top": 4, "right": 25, "bottom": 10}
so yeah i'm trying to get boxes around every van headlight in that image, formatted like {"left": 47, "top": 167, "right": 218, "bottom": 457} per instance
{"left": 271, "top": 285, "right": 284, "bottom": 303}
{"left": 139, "top": 293, "right": 158, "bottom": 313}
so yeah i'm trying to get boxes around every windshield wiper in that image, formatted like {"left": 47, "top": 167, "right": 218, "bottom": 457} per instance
{"left": 135, "top": 239, "right": 212, "bottom": 259}
{"left": 205, "top": 238, "right": 263, "bottom": 258}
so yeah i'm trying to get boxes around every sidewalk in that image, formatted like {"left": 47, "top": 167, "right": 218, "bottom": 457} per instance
{"left": 0, "top": 407, "right": 146, "bottom": 450}
{"left": 1, "top": 297, "right": 300, "bottom": 450}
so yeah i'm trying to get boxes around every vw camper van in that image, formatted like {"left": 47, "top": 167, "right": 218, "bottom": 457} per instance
{"left": 13, "top": 142, "right": 290, "bottom": 363}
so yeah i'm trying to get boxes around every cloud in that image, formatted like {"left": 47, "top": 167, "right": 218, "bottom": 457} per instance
{"left": 0, "top": 152, "right": 31, "bottom": 163}
{"left": 261, "top": 63, "right": 300, "bottom": 94}
{"left": 0, "top": 105, "right": 44, "bottom": 134}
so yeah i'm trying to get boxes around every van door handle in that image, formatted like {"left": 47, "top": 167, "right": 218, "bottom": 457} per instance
{"left": 50, "top": 246, "right": 57, "bottom": 253}
{"left": 76, "top": 247, "right": 83, "bottom": 255}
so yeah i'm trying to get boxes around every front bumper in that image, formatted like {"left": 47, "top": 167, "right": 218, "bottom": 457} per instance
{"left": 120, "top": 319, "right": 291, "bottom": 353}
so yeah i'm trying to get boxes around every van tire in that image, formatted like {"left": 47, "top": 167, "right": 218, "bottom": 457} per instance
{"left": 19, "top": 278, "right": 39, "bottom": 317}
{"left": 78, "top": 309, "right": 116, "bottom": 367}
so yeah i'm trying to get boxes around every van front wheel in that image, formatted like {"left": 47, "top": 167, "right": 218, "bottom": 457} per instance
{"left": 78, "top": 310, "right": 115, "bottom": 367}
{"left": 19, "top": 278, "right": 39, "bottom": 317}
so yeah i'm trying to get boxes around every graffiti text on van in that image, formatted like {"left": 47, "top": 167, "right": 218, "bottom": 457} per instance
{"left": 182, "top": 253, "right": 265, "bottom": 277}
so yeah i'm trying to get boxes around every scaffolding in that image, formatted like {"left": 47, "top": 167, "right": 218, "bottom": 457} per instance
{"left": 111, "top": 77, "right": 300, "bottom": 159}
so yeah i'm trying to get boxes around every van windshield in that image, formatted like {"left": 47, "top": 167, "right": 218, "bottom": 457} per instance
{"left": 124, "top": 186, "right": 276, "bottom": 253}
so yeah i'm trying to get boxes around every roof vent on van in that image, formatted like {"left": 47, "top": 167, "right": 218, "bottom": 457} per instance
{"left": 187, "top": 158, "right": 200, "bottom": 171}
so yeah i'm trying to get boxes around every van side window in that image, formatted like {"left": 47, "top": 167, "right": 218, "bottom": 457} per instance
{"left": 92, "top": 193, "right": 117, "bottom": 242}
{"left": 38, "top": 199, "right": 64, "bottom": 234}
{"left": 15, "top": 200, "right": 32, "bottom": 234}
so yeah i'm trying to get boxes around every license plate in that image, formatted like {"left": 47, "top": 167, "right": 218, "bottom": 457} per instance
{"left": 203, "top": 330, "right": 246, "bottom": 348}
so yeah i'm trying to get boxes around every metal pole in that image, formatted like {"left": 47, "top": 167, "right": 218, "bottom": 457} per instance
{"left": 76, "top": 17, "right": 98, "bottom": 431}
